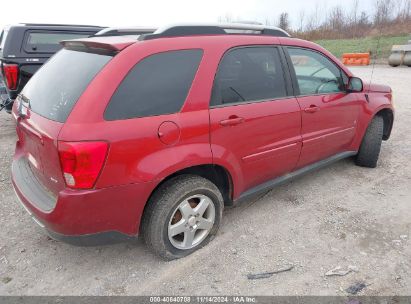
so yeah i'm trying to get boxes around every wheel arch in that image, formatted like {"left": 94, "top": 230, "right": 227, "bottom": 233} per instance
{"left": 374, "top": 108, "right": 394, "bottom": 140}
{"left": 139, "top": 164, "right": 234, "bottom": 234}
{"left": 160, "top": 164, "right": 234, "bottom": 205}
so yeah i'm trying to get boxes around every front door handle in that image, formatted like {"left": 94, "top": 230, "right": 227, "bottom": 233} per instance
{"left": 304, "top": 105, "right": 320, "bottom": 113}
{"left": 220, "top": 116, "right": 245, "bottom": 126}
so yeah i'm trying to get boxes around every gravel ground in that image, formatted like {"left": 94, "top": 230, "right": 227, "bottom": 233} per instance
{"left": 0, "top": 66, "right": 410, "bottom": 296}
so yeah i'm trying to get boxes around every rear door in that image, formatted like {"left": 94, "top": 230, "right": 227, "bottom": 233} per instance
{"left": 209, "top": 46, "right": 302, "bottom": 193}
{"left": 285, "top": 47, "right": 361, "bottom": 168}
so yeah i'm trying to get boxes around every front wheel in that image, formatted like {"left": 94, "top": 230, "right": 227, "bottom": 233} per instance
{"left": 142, "top": 175, "right": 224, "bottom": 260}
{"left": 355, "top": 115, "right": 384, "bottom": 168}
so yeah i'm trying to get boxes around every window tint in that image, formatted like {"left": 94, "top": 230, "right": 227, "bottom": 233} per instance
{"left": 287, "top": 47, "right": 346, "bottom": 95}
{"left": 105, "top": 50, "right": 203, "bottom": 120}
{"left": 211, "top": 47, "right": 287, "bottom": 106}
{"left": 27, "top": 32, "right": 91, "bottom": 44}
{"left": 25, "top": 32, "right": 92, "bottom": 53}
{"left": 21, "top": 49, "right": 112, "bottom": 122}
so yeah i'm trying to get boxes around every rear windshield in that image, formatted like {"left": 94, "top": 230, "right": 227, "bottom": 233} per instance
{"left": 22, "top": 49, "right": 112, "bottom": 122}
{"left": 27, "top": 32, "right": 91, "bottom": 45}
{"left": 24, "top": 32, "right": 94, "bottom": 53}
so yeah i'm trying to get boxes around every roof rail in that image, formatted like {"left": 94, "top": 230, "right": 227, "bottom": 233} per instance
{"left": 139, "top": 23, "right": 290, "bottom": 40}
{"left": 93, "top": 26, "right": 157, "bottom": 37}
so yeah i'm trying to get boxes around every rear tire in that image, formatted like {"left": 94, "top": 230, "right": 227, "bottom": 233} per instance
{"left": 141, "top": 175, "right": 224, "bottom": 260}
{"left": 355, "top": 115, "right": 384, "bottom": 168}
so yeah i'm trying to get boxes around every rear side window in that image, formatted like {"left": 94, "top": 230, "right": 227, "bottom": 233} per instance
{"left": 104, "top": 49, "right": 203, "bottom": 120}
{"left": 22, "top": 49, "right": 112, "bottom": 122}
{"left": 211, "top": 47, "right": 288, "bottom": 106}
{"left": 24, "top": 32, "right": 93, "bottom": 53}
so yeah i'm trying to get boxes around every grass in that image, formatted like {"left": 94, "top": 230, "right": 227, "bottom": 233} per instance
{"left": 315, "top": 35, "right": 409, "bottom": 60}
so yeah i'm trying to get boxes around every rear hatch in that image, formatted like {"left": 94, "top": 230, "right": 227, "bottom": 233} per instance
{"left": 15, "top": 48, "right": 113, "bottom": 196}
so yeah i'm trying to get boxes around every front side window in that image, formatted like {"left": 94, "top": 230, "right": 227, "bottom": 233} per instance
{"left": 287, "top": 47, "right": 346, "bottom": 95}
{"left": 104, "top": 49, "right": 203, "bottom": 120}
{"left": 211, "top": 47, "right": 288, "bottom": 106}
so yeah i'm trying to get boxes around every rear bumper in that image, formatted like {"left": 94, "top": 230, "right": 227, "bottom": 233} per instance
{"left": 12, "top": 156, "right": 156, "bottom": 241}
{"left": 46, "top": 229, "right": 138, "bottom": 246}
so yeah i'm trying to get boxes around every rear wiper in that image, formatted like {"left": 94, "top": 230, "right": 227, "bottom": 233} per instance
{"left": 19, "top": 93, "right": 31, "bottom": 108}
{"left": 17, "top": 93, "right": 31, "bottom": 118}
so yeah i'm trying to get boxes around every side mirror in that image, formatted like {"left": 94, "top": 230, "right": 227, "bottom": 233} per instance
{"left": 347, "top": 77, "right": 363, "bottom": 93}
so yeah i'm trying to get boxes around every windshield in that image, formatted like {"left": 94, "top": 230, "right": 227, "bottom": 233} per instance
{"left": 21, "top": 49, "right": 112, "bottom": 122}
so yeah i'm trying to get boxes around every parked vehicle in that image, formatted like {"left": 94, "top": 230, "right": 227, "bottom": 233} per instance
{"left": 0, "top": 72, "right": 6, "bottom": 96}
{"left": 92, "top": 26, "right": 156, "bottom": 37}
{"left": 0, "top": 28, "right": 10, "bottom": 109}
{"left": 11, "top": 23, "right": 394, "bottom": 260}
{"left": 0, "top": 23, "right": 105, "bottom": 112}
{"left": 0, "top": 79, "right": 7, "bottom": 111}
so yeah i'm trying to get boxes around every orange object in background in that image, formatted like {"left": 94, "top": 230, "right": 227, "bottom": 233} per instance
{"left": 342, "top": 53, "right": 370, "bottom": 65}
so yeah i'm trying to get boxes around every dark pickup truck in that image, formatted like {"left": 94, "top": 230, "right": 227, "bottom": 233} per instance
{"left": 0, "top": 23, "right": 105, "bottom": 112}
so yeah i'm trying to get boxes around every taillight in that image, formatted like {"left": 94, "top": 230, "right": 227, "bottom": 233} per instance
{"left": 58, "top": 141, "right": 109, "bottom": 189}
{"left": 3, "top": 64, "right": 19, "bottom": 90}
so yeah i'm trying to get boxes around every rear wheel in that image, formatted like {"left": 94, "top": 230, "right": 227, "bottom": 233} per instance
{"left": 355, "top": 115, "right": 384, "bottom": 168}
{"left": 142, "top": 175, "right": 223, "bottom": 260}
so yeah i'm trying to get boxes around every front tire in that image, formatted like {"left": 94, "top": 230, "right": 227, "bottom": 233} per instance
{"left": 142, "top": 175, "right": 224, "bottom": 260}
{"left": 355, "top": 115, "right": 384, "bottom": 168}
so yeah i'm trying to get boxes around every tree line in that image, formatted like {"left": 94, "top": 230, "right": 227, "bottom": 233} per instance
{"left": 219, "top": 0, "right": 411, "bottom": 40}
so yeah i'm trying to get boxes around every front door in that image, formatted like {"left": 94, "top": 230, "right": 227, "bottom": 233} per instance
{"left": 285, "top": 47, "right": 362, "bottom": 168}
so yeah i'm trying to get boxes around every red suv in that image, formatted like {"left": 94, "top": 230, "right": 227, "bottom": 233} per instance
{"left": 12, "top": 24, "right": 394, "bottom": 260}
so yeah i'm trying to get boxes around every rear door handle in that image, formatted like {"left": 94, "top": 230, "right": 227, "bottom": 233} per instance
{"left": 219, "top": 116, "right": 245, "bottom": 126}
{"left": 304, "top": 105, "right": 320, "bottom": 113}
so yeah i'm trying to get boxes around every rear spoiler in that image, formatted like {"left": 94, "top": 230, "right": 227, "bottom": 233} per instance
{"left": 60, "top": 37, "right": 137, "bottom": 54}
{"left": 61, "top": 41, "right": 118, "bottom": 55}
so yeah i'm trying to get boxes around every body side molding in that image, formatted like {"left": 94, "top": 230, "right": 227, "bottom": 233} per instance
{"left": 234, "top": 151, "right": 357, "bottom": 204}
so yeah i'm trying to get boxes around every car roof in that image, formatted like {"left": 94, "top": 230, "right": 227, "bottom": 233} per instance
{"left": 16, "top": 23, "right": 105, "bottom": 29}
{"left": 60, "top": 32, "right": 352, "bottom": 76}
{"left": 61, "top": 34, "right": 286, "bottom": 54}
{"left": 5, "top": 24, "right": 105, "bottom": 33}
{"left": 62, "top": 34, "right": 307, "bottom": 53}
{"left": 60, "top": 23, "right": 292, "bottom": 52}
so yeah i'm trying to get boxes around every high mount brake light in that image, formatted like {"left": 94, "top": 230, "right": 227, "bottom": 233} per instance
{"left": 58, "top": 141, "right": 108, "bottom": 189}
{"left": 3, "top": 64, "right": 19, "bottom": 90}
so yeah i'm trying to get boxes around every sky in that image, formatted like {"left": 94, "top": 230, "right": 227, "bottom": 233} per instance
{"left": 0, "top": 0, "right": 375, "bottom": 31}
